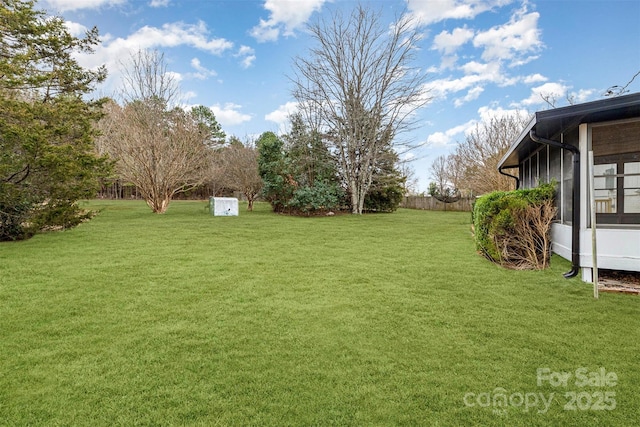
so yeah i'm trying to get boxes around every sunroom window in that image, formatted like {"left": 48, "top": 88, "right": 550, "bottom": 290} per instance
{"left": 591, "top": 119, "right": 640, "bottom": 225}
{"left": 593, "top": 164, "right": 617, "bottom": 213}
{"left": 624, "top": 162, "right": 640, "bottom": 213}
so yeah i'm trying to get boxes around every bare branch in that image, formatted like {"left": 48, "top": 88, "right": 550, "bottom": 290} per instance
{"left": 290, "top": 4, "right": 431, "bottom": 213}
{"left": 97, "top": 50, "right": 214, "bottom": 213}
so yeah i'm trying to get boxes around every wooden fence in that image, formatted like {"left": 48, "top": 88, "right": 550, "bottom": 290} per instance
{"left": 400, "top": 195, "right": 475, "bottom": 212}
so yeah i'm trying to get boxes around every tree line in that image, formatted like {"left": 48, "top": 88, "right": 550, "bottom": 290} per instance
{"left": 1, "top": 1, "right": 425, "bottom": 240}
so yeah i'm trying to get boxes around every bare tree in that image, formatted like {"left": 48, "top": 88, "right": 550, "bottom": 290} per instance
{"left": 429, "top": 155, "right": 449, "bottom": 192}
{"left": 217, "top": 144, "right": 263, "bottom": 211}
{"left": 450, "top": 112, "right": 531, "bottom": 195}
{"left": 398, "top": 159, "right": 418, "bottom": 195}
{"left": 291, "top": 5, "right": 430, "bottom": 214}
{"left": 98, "top": 50, "right": 214, "bottom": 213}
{"left": 429, "top": 154, "right": 460, "bottom": 203}
{"left": 119, "top": 49, "right": 180, "bottom": 105}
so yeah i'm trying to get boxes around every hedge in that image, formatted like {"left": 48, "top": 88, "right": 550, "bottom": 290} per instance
{"left": 473, "top": 182, "right": 557, "bottom": 269}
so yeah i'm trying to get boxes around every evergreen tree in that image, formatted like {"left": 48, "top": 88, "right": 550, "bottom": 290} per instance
{"left": 363, "top": 147, "right": 406, "bottom": 212}
{"left": 0, "top": 0, "right": 108, "bottom": 240}
{"left": 256, "top": 131, "right": 292, "bottom": 212}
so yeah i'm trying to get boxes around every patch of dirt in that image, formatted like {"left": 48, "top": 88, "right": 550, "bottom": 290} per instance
{"left": 598, "top": 269, "right": 640, "bottom": 295}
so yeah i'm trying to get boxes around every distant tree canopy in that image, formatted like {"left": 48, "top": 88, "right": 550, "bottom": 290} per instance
{"left": 0, "top": 0, "right": 109, "bottom": 240}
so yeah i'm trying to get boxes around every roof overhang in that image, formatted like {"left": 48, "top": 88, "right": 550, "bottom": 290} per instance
{"left": 499, "top": 92, "right": 640, "bottom": 169}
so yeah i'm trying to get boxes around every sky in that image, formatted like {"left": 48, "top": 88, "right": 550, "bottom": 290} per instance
{"left": 40, "top": 0, "right": 640, "bottom": 192}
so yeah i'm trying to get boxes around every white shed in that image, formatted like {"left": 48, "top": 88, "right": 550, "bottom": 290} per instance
{"left": 211, "top": 197, "right": 239, "bottom": 216}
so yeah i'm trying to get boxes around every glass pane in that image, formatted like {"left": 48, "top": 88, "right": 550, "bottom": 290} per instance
{"left": 593, "top": 163, "right": 617, "bottom": 213}
{"left": 549, "top": 146, "right": 561, "bottom": 182}
{"left": 539, "top": 148, "right": 548, "bottom": 184}
{"left": 562, "top": 149, "right": 573, "bottom": 224}
{"left": 549, "top": 146, "right": 561, "bottom": 220}
{"left": 624, "top": 162, "right": 640, "bottom": 213}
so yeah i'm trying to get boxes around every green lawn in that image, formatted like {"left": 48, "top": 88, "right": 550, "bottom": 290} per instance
{"left": 1, "top": 200, "right": 638, "bottom": 426}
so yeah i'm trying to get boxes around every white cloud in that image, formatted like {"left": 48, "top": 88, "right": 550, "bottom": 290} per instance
{"left": 80, "top": 21, "right": 232, "bottom": 71}
{"left": 572, "top": 89, "right": 595, "bottom": 103}
{"left": 265, "top": 101, "right": 299, "bottom": 133}
{"left": 190, "top": 58, "right": 217, "bottom": 79}
{"left": 426, "top": 132, "right": 450, "bottom": 147}
{"left": 183, "top": 91, "right": 197, "bottom": 100}
{"left": 166, "top": 71, "right": 182, "bottom": 82}
{"left": 432, "top": 27, "right": 474, "bottom": 55}
{"left": 406, "top": 0, "right": 514, "bottom": 26}
{"left": 476, "top": 105, "right": 528, "bottom": 122}
{"left": 210, "top": 103, "right": 252, "bottom": 127}
{"left": 427, "top": 7, "right": 544, "bottom": 106}
{"left": 250, "top": 21, "right": 281, "bottom": 43}
{"left": 45, "top": 0, "right": 126, "bottom": 11}
{"left": 514, "top": 84, "right": 598, "bottom": 109}
{"left": 518, "top": 82, "right": 569, "bottom": 106}
{"left": 420, "top": 2, "right": 545, "bottom": 110}
{"left": 460, "top": 60, "right": 492, "bottom": 75}
{"left": 427, "top": 106, "right": 529, "bottom": 149}
{"left": 149, "top": 0, "right": 170, "bottom": 7}
{"left": 426, "top": 121, "right": 473, "bottom": 147}
{"left": 523, "top": 73, "right": 547, "bottom": 84}
{"left": 120, "top": 21, "right": 233, "bottom": 55}
{"left": 63, "top": 21, "right": 88, "bottom": 37}
{"left": 240, "top": 55, "right": 256, "bottom": 69}
{"left": 235, "top": 46, "right": 256, "bottom": 69}
{"left": 428, "top": 60, "right": 508, "bottom": 103}
{"left": 454, "top": 86, "right": 484, "bottom": 107}
{"left": 473, "top": 7, "right": 542, "bottom": 66}
{"left": 251, "top": 0, "right": 326, "bottom": 42}
{"left": 237, "top": 46, "right": 254, "bottom": 56}
{"left": 70, "top": 20, "right": 233, "bottom": 95}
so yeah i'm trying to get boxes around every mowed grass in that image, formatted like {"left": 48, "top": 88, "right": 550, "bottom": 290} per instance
{"left": 1, "top": 200, "right": 638, "bottom": 426}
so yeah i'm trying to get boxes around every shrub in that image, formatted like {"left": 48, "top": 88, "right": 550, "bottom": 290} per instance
{"left": 473, "top": 182, "right": 557, "bottom": 269}
{"left": 289, "top": 182, "right": 345, "bottom": 214}
{"left": 363, "top": 180, "right": 405, "bottom": 213}
{"left": 0, "top": 199, "right": 35, "bottom": 241}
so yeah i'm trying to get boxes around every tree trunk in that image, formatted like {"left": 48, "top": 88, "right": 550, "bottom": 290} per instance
{"left": 350, "top": 179, "right": 361, "bottom": 214}
{"left": 146, "top": 194, "right": 170, "bottom": 213}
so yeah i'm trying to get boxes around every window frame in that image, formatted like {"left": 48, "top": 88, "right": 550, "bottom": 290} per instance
{"left": 594, "top": 152, "right": 640, "bottom": 224}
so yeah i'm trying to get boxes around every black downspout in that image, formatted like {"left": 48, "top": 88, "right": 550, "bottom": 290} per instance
{"left": 498, "top": 167, "right": 520, "bottom": 190}
{"left": 529, "top": 130, "right": 580, "bottom": 278}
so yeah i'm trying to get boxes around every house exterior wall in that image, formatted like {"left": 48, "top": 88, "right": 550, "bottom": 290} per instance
{"left": 522, "top": 122, "right": 640, "bottom": 281}
{"left": 579, "top": 122, "right": 640, "bottom": 280}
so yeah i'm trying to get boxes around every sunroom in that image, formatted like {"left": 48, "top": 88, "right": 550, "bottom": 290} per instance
{"left": 498, "top": 92, "right": 640, "bottom": 282}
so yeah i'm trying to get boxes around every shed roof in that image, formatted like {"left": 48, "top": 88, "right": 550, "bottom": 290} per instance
{"left": 499, "top": 92, "right": 640, "bottom": 169}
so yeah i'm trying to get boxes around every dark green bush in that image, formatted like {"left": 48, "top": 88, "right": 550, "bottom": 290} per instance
{"left": 0, "top": 199, "right": 34, "bottom": 241}
{"left": 363, "top": 179, "right": 405, "bottom": 212}
{"left": 289, "top": 182, "right": 345, "bottom": 214}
